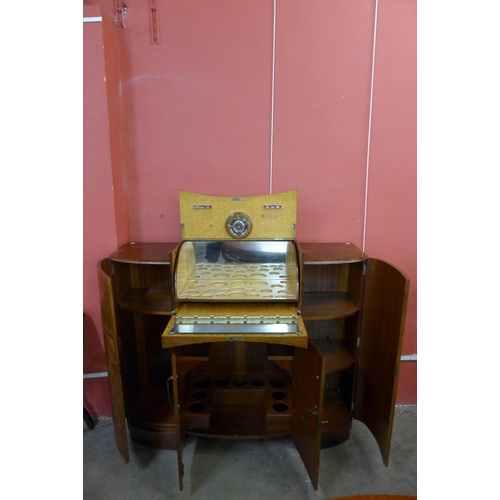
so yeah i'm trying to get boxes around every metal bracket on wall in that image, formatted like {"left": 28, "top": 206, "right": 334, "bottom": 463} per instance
{"left": 114, "top": 0, "right": 127, "bottom": 29}
{"left": 150, "top": 0, "right": 161, "bottom": 45}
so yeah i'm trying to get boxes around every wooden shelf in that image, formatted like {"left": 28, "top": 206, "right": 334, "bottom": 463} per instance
{"left": 310, "top": 339, "right": 355, "bottom": 372}
{"left": 119, "top": 288, "right": 172, "bottom": 315}
{"left": 302, "top": 292, "right": 359, "bottom": 320}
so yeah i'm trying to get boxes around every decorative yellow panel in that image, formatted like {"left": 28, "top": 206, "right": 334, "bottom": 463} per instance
{"left": 179, "top": 190, "right": 297, "bottom": 241}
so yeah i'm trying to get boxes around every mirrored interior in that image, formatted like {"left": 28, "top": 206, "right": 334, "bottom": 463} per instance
{"left": 175, "top": 240, "right": 299, "bottom": 301}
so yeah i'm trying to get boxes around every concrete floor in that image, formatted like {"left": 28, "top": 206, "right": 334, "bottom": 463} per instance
{"left": 83, "top": 406, "right": 416, "bottom": 499}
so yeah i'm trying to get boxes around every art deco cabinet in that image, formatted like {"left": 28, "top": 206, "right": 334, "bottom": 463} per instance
{"left": 97, "top": 191, "right": 409, "bottom": 490}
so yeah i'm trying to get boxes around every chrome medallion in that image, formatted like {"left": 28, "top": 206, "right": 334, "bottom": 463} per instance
{"left": 225, "top": 212, "right": 252, "bottom": 239}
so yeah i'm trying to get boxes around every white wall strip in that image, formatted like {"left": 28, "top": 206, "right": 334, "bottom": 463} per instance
{"left": 362, "top": 0, "right": 379, "bottom": 253}
{"left": 269, "top": 0, "right": 277, "bottom": 194}
{"left": 401, "top": 354, "right": 417, "bottom": 361}
{"left": 83, "top": 372, "right": 108, "bottom": 379}
{"left": 83, "top": 17, "right": 102, "bottom": 23}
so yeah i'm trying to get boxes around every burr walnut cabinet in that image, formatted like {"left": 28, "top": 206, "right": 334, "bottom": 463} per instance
{"left": 97, "top": 192, "right": 409, "bottom": 490}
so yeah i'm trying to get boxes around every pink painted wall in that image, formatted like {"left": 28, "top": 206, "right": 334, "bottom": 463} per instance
{"left": 363, "top": 0, "right": 417, "bottom": 404}
{"left": 273, "top": 0, "right": 375, "bottom": 244}
{"left": 83, "top": 0, "right": 417, "bottom": 414}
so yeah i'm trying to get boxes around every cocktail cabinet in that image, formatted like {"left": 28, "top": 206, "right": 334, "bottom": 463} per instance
{"left": 97, "top": 191, "right": 409, "bottom": 490}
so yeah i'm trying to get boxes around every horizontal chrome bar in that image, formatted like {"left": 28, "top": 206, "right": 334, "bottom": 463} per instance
{"left": 171, "top": 323, "right": 299, "bottom": 335}
{"left": 176, "top": 316, "right": 297, "bottom": 324}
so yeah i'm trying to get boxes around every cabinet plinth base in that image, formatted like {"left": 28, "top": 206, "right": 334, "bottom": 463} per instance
{"left": 128, "top": 422, "right": 177, "bottom": 450}
{"left": 127, "top": 387, "right": 177, "bottom": 450}
{"left": 320, "top": 389, "right": 353, "bottom": 449}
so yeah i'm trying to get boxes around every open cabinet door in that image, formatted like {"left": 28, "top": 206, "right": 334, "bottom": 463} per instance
{"left": 97, "top": 259, "right": 130, "bottom": 463}
{"left": 291, "top": 341, "right": 324, "bottom": 490}
{"left": 354, "top": 258, "right": 409, "bottom": 466}
{"left": 171, "top": 347, "right": 187, "bottom": 490}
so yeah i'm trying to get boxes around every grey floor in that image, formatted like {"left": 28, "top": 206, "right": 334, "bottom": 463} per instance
{"left": 83, "top": 406, "right": 416, "bottom": 499}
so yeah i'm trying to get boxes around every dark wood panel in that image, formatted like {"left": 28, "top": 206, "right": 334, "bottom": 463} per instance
{"left": 130, "top": 263, "right": 172, "bottom": 290}
{"left": 115, "top": 309, "right": 141, "bottom": 408}
{"left": 209, "top": 404, "right": 268, "bottom": 438}
{"left": 267, "top": 344, "right": 294, "bottom": 359}
{"left": 142, "top": 315, "right": 172, "bottom": 387}
{"left": 303, "top": 319, "right": 344, "bottom": 340}
{"left": 119, "top": 288, "right": 173, "bottom": 315}
{"left": 127, "top": 387, "right": 176, "bottom": 428}
{"left": 110, "top": 261, "right": 132, "bottom": 305}
{"left": 348, "top": 260, "right": 365, "bottom": 306}
{"left": 179, "top": 343, "right": 212, "bottom": 359}
{"left": 111, "top": 260, "right": 172, "bottom": 310}
{"left": 302, "top": 264, "right": 350, "bottom": 293}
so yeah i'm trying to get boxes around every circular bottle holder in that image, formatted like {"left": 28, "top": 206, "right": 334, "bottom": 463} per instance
{"left": 225, "top": 212, "right": 252, "bottom": 239}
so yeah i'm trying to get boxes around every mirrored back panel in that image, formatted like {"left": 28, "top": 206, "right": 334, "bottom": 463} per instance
{"left": 175, "top": 240, "right": 299, "bottom": 302}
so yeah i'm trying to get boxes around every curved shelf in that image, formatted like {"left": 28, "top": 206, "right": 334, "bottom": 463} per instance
{"left": 299, "top": 242, "right": 366, "bottom": 263}
{"left": 310, "top": 339, "right": 355, "bottom": 372}
{"left": 302, "top": 292, "right": 359, "bottom": 320}
{"left": 110, "top": 242, "right": 177, "bottom": 264}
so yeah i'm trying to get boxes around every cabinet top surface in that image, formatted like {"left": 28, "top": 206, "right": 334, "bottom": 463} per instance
{"left": 109, "top": 242, "right": 365, "bottom": 264}
{"left": 298, "top": 242, "right": 365, "bottom": 263}
{"left": 109, "top": 242, "right": 178, "bottom": 264}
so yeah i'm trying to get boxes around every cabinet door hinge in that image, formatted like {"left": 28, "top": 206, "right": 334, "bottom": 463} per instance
{"left": 310, "top": 409, "right": 320, "bottom": 429}
{"left": 111, "top": 262, "right": 115, "bottom": 274}
{"left": 357, "top": 337, "right": 360, "bottom": 347}
{"left": 363, "top": 263, "right": 367, "bottom": 275}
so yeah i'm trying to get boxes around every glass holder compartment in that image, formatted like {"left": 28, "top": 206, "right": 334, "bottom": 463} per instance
{"left": 175, "top": 240, "right": 299, "bottom": 302}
